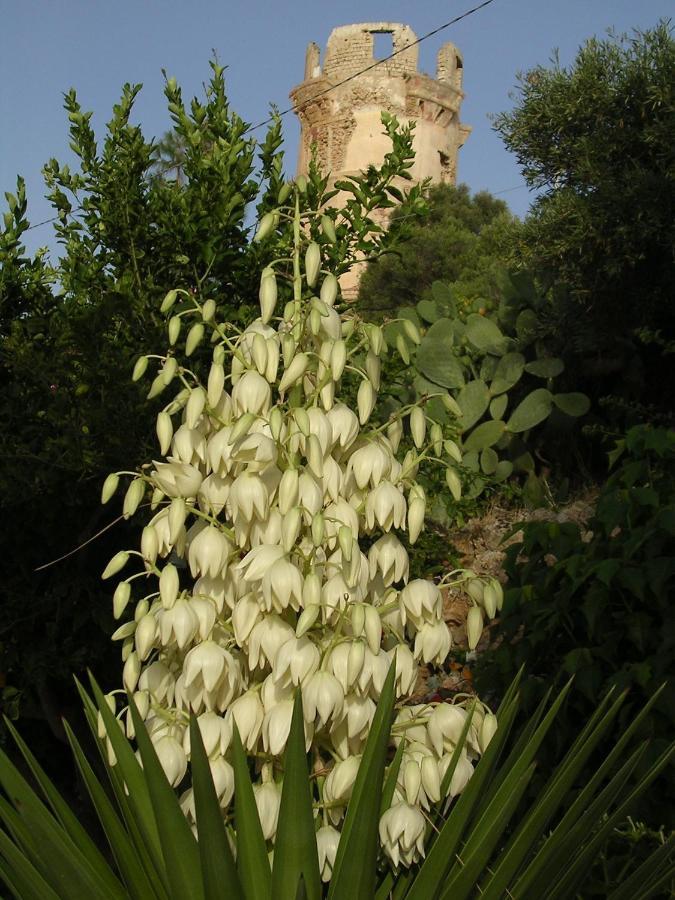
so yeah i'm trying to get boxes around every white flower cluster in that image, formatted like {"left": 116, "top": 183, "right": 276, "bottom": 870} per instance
{"left": 101, "top": 202, "right": 498, "bottom": 878}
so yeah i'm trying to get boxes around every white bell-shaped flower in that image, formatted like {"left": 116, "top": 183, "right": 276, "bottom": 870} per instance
{"left": 188, "top": 525, "right": 232, "bottom": 579}
{"left": 262, "top": 559, "right": 303, "bottom": 612}
{"left": 368, "top": 534, "right": 409, "bottom": 586}
{"left": 247, "top": 614, "right": 295, "bottom": 670}
{"left": 414, "top": 620, "right": 452, "bottom": 664}
{"left": 152, "top": 460, "right": 203, "bottom": 498}
{"left": 253, "top": 779, "right": 282, "bottom": 841}
{"left": 316, "top": 825, "right": 340, "bottom": 883}
{"left": 427, "top": 704, "right": 471, "bottom": 757}
{"left": 326, "top": 403, "right": 359, "bottom": 453}
{"left": 379, "top": 802, "right": 426, "bottom": 868}
{"left": 302, "top": 670, "right": 344, "bottom": 728}
{"left": 273, "top": 636, "right": 320, "bottom": 687}
{"left": 153, "top": 735, "right": 188, "bottom": 788}
{"left": 227, "top": 690, "right": 264, "bottom": 752}
{"left": 347, "top": 440, "right": 392, "bottom": 489}
{"left": 232, "top": 370, "right": 272, "bottom": 416}
{"left": 365, "top": 482, "right": 406, "bottom": 532}
{"left": 399, "top": 579, "right": 443, "bottom": 628}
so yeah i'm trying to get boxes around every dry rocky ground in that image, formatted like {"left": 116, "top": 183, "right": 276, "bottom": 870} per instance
{"left": 411, "top": 492, "right": 598, "bottom": 702}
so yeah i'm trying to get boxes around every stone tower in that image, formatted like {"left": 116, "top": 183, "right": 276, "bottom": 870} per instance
{"left": 290, "top": 23, "right": 471, "bottom": 189}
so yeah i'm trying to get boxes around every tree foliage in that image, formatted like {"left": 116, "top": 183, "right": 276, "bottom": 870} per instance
{"left": 0, "top": 62, "right": 284, "bottom": 733}
{"left": 357, "top": 184, "right": 517, "bottom": 319}
{"left": 493, "top": 22, "right": 675, "bottom": 370}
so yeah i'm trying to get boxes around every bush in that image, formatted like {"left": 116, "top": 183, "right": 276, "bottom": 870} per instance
{"left": 477, "top": 425, "right": 675, "bottom": 825}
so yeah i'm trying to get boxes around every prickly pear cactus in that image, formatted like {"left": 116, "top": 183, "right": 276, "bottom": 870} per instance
{"left": 384, "top": 277, "right": 589, "bottom": 498}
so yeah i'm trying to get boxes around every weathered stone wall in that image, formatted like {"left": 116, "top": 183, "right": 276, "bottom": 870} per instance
{"left": 290, "top": 23, "right": 471, "bottom": 294}
{"left": 291, "top": 23, "right": 469, "bottom": 185}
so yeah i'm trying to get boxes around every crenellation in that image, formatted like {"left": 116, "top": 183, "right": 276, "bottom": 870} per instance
{"left": 290, "top": 23, "right": 471, "bottom": 295}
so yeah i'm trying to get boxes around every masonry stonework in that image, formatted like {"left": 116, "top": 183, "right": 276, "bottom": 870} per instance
{"left": 290, "top": 23, "right": 471, "bottom": 294}
{"left": 291, "top": 23, "right": 470, "bottom": 191}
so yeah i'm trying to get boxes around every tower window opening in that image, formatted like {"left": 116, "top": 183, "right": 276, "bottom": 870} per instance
{"left": 372, "top": 32, "right": 393, "bottom": 60}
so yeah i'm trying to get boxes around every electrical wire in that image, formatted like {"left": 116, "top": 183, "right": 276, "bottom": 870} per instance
{"left": 244, "top": 0, "right": 499, "bottom": 135}
{"left": 22, "top": 0, "right": 503, "bottom": 233}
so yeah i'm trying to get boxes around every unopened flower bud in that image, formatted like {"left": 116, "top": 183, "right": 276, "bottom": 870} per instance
{"left": 160, "top": 289, "right": 178, "bottom": 313}
{"left": 357, "top": 380, "right": 375, "bottom": 425}
{"left": 185, "top": 387, "right": 206, "bottom": 430}
{"left": 141, "top": 526, "right": 159, "bottom": 565}
{"left": 296, "top": 604, "right": 320, "bottom": 638}
{"left": 113, "top": 581, "right": 131, "bottom": 619}
{"left": 321, "top": 215, "right": 337, "bottom": 244}
{"left": 160, "top": 564, "right": 180, "bottom": 609}
{"left": 410, "top": 407, "right": 426, "bottom": 449}
{"left": 442, "top": 394, "right": 462, "bottom": 417}
{"left": 123, "top": 651, "right": 141, "bottom": 693}
{"left": 156, "top": 411, "right": 173, "bottom": 455}
{"left": 201, "top": 298, "right": 216, "bottom": 322}
{"left": 207, "top": 363, "right": 225, "bottom": 408}
{"left": 403, "top": 320, "right": 421, "bottom": 345}
{"left": 466, "top": 606, "right": 484, "bottom": 650}
{"left": 396, "top": 334, "right": 410, "bottom": 365}
{"left": 480, "top": 712, "right": 498, "bottom": 751}
{"left": 132, "top": 356, "right": 148, "bottom": 381}
{"left": 102, "top": 551, "right": 129, "bottom": 580}
{"left": 186, "top": 323, "right": 204, "bottom": 357}
{"left": 254, "top": 212, "right": 275, "bottom": 243}
{"left": 282, "top": 507, "right": 302, "bottom": 553}
{"left": 101, "top": 473, "right": 119, "bottom": 504}
{"left": 305, "top": 242, "right": 321, "bottom": 287}
{"left": 168, "top": 316, "right": 181, "bottom": 346}
{"left": 311, "top": 513, "right": 325, "bottom": 547}
{"left": 445, "top": 467, "right": 462, "bottom": 501}
{"left": 279, "top": 353, "right": 309, "bottom": 394}
{"left": 252, "top": 333, "right": 268, "bottom": 374}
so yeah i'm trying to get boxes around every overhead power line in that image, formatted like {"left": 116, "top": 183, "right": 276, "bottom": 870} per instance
{"left": 244, "top": 0, "right": 499, "bottom": 135}
{"left": 22, "top": 0, "right": 501, "bottom": 233}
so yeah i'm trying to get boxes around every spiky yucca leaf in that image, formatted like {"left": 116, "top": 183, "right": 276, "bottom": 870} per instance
{"left": 0, "top": 673, "right": 673, "bottom": 900}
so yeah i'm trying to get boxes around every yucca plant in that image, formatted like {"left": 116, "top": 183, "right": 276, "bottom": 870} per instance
{"left": 0, "top": 668, "right": 673, "bottom": 899}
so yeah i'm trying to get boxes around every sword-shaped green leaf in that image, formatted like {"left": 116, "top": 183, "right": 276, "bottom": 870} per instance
{"left": 328, "top": 661, "right": 396, "bottom": 900}
{"left": 231, "top": 725, "right": 271, "bottom": 899}
{"left": 189, "top": 717, "right": 243, "bottom": 900}
{"left": 127, "top": 695, "right": 204, "bottom": 900}
{"left": 63, "top": 720, "right": 165, "bottom": 900}
{"left": 271, "top": 691, "right": 321, "bottom": 900}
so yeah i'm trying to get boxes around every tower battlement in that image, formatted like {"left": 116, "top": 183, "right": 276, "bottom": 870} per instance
{"left": 290, "top": 23, "right": 471, "bottom": 186}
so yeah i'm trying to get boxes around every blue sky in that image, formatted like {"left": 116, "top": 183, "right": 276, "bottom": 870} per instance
{"left": 1, "top": 0, "right": 670, "bottom": 257}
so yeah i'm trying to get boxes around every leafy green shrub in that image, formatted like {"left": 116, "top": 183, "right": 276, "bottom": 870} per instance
{"left": 0, "top": 63, "right": 287, "bottom": 730}
{"left": 357, "top": 183, "right": 517, "bottom": 320}
{"left": 381, "top": 275, "right": 589, "bottom": 504}
{"left": 477, "top": 425, "right": 675, "bottom": 824}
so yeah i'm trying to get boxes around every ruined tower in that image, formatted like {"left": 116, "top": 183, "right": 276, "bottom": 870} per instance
{"left": 290, "top": 23, "right": 471, "bottom": 189}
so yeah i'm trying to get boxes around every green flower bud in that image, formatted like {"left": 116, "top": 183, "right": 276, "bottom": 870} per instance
{"left": 185, "top": 323, "right": 204, "bottom": 356}
{"left": 160, "top": 289, "right": 178, "bottom": 313}
{"left": 201, "top": 298, "right": 216, "bottom": 321}
{"left": 168, "top": 315, "right": 181, "bottom": 346}
{"left": 254, "top": 211, "right": 276, "bottom": 242}
{"left": 277, "top": 182, "right": 292, "bottom": 204}
{"left": 102, "top": 551, "right": 130, "bottom": 580}
{"left": 445, "top": 467, "right": 462, "bottom": 501}
{"left": 123, "top": 478, "right": 145, "bottom": 519}
{"left": 321, "top": 215, "right": 337, "bottom": 244}
{"left": 305, "top": 242, "right": 321, "bottom": 288}
{"left": 101, "top": 473, "right": 119, "bottom": 504}
{"left": 131, "top": 356, "right": 148, "bottom": 382}
{"left": 320, "top": 273, "right": 338, "bottom": 307}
